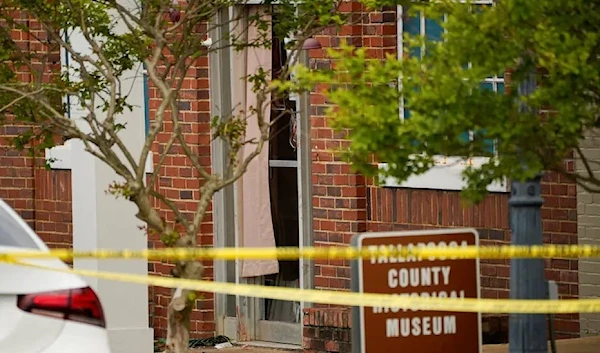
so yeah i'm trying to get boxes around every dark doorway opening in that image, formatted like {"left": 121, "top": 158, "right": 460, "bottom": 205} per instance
{"left": 264, "top": 28, "right": 300, "bottom": 324}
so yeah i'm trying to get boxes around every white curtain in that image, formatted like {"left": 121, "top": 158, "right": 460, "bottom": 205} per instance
{"left": 232, "top": 5, "right": 279, "bottom": 278}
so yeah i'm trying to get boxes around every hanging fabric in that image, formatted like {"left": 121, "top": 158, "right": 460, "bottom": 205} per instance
{"left": 232, "top": 5, "right": 279, "bottom": 278}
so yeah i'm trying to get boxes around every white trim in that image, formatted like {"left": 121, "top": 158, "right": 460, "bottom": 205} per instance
{"left": 297, "top": 46, "right": 315, "bottom": 313}
{"left": 269, "top": 159, "right": 298, "bottom": 168}
{"left": 45, "top": 144, "right": 154, "bottom": 174}
{"left": 45, "top": 142, "right": 73, "bottom": 170}
{"left": 397, "top": 5, "right": 404, "bottom": 120}
{"left": 396, "top": 4, "right": 506, "bottom": 193}
{"left": 378, "top": 156, "right": 508, "bottom": 193}
{"left": 143, "top": 152, "right": 154, "bottom": 173}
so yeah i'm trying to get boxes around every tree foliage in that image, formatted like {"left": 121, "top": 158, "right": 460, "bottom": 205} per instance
{"left": 296, "top": 0, "right": 600, "bottom": 202}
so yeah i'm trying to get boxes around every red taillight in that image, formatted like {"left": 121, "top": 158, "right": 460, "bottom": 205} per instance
{"left": 17, "top": 286, "right": 106, "bottom": 328}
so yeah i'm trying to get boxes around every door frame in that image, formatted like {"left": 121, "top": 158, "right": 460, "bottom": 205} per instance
{"left": 211, "top": 5, "right": 314, "bottom": 345}
{"left": 251, "top": 48, "right": 314, "bottom": 344}
{"left": 211, "top": 6, "right": 244, "bottom": 340}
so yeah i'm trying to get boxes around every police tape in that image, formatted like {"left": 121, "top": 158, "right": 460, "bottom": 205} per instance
{"left": 3, "top": 244, "right": 600, "bottom": 262}
{"left": 4, "top": 257, "right": 600, "bottom": 314}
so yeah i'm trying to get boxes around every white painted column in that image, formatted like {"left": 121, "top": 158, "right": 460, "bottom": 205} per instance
{"left": 67, "top": 64, "right": 153, "bottom": 353}
{"left": 45, "top": 1, "right": 154, "bottom": 352}
{"left": 71, "top": 135, "right": 154, "bottom": 353}
{"left": 68, "top": 49, "right": 153, "bottom": 353}
{"left": 47, "top": 85, "right": 154, "bottom": 353}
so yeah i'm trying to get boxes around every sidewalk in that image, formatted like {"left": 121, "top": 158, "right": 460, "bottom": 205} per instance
{"left": 190, "top": 336, "right": 600, "bottom": 353}
{"left": 483, "top": 336, "right": 600, "bottom": 353}
{"left": 190, "top": 347, "right": 287, "bottom": 353}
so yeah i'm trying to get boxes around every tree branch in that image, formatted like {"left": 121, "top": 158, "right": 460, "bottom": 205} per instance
{"left": 149, "top": 189, "right": 191, "bottom": 229}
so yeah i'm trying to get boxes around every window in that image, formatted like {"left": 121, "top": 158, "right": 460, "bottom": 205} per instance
{"left": 380, "top": 1, "right": 508, "bottom": 192}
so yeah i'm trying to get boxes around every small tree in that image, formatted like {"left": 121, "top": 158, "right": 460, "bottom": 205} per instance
{"left": 295, "top": 0, "right": 600, "bottom": 202}
{"left": 0, "top": 0, "right": 344, "bottom": 352}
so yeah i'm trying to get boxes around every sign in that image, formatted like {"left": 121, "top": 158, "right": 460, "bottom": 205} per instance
{"left": 351, "top": 229, "right": 481, "bottom": 353}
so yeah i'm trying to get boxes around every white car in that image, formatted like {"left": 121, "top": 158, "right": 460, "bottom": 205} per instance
{"left": 0, "top": 198, "right": 112, "bottom": 353}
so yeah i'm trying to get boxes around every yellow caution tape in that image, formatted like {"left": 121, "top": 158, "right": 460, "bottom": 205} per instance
{"left": 3, "top": 244, "right": 600, "bottom": 262}
{"left": 3, "top": 257, "right": 600, "bottom": 314}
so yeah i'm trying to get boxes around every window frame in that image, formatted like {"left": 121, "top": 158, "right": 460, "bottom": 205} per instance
{"left": 380, "top": 1, "right": 508, "bottom": 193}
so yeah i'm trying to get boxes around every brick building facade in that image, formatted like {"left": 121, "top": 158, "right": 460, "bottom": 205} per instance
{"left": 0, "top": 2, "right": 596, "bottom": 352}
{"left": 306, "top": 4, "right": 582, "bottom": 350}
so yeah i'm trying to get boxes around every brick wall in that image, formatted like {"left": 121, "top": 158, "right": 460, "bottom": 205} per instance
{"left": 0, "top": 51, "right": 220, "bottom": 342}
{"left": 306, "top": 2, "right": 580, "bottom": 349}
{"left": 311, "top": 3, "right": 396, "bottom": 296}
{"left": 33, "top": 168, "right": 72, "bottom": 248}
{"left": 365, "top": 170, "right": 579, "bottom": 339}
{"left": 0, "top": 14, "right": 72, "bottom": 249}
{"left": 577, "top": 128, "right": 600, "bottom": 336}
{"left": 146, "top": 49, "right": 215, "bottom": 338}
{"left": 0, "top": 127, "right": 72, "bottom": 251}
{"left": 1, "top": 12, "right": 215, "bottom": 340}
{"left": 0, "top": 126, "right": 35, "bottom": 227}
{"left": 0, "top": 135, "right": 72, "bottom": 250}
{"left": 303, "top": 308, "right": 352, "bottom": 353}
{"left": 0, "top": 15, "right": 39, "bottom": 228}
{"left": 3, "top": 3, "right": 585, "bottom": 347}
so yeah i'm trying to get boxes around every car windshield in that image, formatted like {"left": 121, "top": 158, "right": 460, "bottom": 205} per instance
{"left": 0, "top": 201, "right": 40, "bottom": 249}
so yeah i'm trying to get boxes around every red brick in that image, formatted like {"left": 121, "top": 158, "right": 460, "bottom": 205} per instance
{"left": 311, "top": 27, "right": 579, "bottom": 335}
{"left": 9, "top": 4, "right": 583, "bottom": 346}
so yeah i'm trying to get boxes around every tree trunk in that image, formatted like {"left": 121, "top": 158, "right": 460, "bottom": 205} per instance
{"left": 166, "top": 292, "right": 192, "bottom": 353}
{"left": 165, "top": 261, "right": 204, "bottom": 353}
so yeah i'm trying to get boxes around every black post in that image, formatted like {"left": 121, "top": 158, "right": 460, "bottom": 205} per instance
{"left": 508, "top": 71, "right": 548, "bottom": 353}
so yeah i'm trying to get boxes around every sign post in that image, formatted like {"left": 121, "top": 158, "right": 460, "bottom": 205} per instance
{"left": 351, "top": 228, "right": 482, "bottom": 353}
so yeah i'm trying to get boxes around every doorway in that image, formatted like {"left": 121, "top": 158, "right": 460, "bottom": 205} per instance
{"left": 253, "top": 29, "right": 303, "bottom": 345}
{"left": 212, "top": 7, "right": 312, "bottom": 345}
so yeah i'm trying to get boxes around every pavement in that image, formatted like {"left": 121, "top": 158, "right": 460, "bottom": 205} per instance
{"left": 189, "top": 336, "right": 600, "bottom": 353}
{"left": 482, "top": 336, "right": 600, "bottom": 353}
{"left": 190, "top": 347, "right": 287, "bottom": 353}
